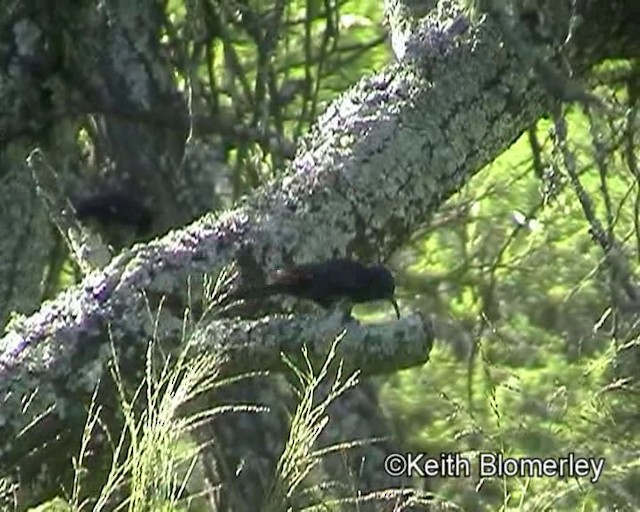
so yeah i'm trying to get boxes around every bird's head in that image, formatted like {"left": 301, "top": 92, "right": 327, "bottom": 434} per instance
{"left": 370, "top": 264, "right": 401, "bottom": 319}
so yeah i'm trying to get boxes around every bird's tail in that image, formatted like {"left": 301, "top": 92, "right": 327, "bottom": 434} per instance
{"left": 224, "top": 282, "right": 291, "bottom": 303}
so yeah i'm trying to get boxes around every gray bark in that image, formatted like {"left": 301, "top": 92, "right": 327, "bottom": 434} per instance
{"left": 0, "top": 164, "right": 53, "bottom": 328}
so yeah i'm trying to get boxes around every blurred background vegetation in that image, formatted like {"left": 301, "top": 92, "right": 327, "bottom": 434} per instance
{"left": 3, "top": 0, "right": 640, "bottom": 509}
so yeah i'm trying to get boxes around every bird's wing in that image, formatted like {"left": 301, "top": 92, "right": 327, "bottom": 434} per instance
{"left": 272, "top": 266, "right": 314, "bottom": 289}
{"left": 321, "top": 259, "right": 366, "bottom": 292}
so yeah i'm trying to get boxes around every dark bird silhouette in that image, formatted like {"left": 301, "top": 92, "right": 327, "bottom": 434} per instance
{"left": 75, "top": 191, "right": 152, "bottom": 235}
{"left": 230, "top": 258, "right": 400, "bottom": 318}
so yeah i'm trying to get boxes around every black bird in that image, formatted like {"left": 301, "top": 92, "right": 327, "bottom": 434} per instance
{"left": 75, "top": 191, "right": 153, "bottom": 235}
{"left": 230, "top": 258, "right": 400, "bottom": 318}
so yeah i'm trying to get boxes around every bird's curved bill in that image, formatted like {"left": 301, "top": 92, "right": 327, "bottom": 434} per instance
{"left": 390, "top": 298, "right": 400, "bottom": 319}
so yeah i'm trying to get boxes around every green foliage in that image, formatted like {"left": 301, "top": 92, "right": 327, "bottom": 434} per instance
{"left": 383, "top": 75, "right": 640, "bottom": 509}
{"left": 165, "top": 0, "right": 389, "bottom": 151}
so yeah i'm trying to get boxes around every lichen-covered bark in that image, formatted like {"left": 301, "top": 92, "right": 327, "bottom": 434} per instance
{"left": 191, "top": 312, "right": 433, "bottom": 375}
{"left": 1, "top": 0, "right": 639, "bottom": 507}
{"left": 0, "top": 0, "right": 201, "bottom": 230}
{"left": 1, "top": 0, "right": 210, "bottom": 503}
